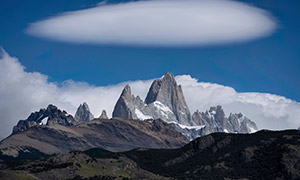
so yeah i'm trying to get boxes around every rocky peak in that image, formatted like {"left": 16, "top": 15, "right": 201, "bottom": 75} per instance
{"left": 99, "top": 110, "right": 108, "bottom": 119}
{"left": 144, "top": 72, "right": 192, "bottom": 125}
{"left": 121, "top": 84, "right": 132, "bottom": 102}
{"left": 209, "top": 105, "right": 226, "bottom": 126}
{"left": 74, "top": 102, "right": 94, "bottom": 122}
{"left": 228, "top": 113, "right": 258, "bottom": 133}
{"left": 12, "top": 104, "right": 75, "bottom": 134}
{"left": 145, "top": 72, "right": 177, "bottom": 105}
{"left": 179, "top": 105, "right": 259, "bottom": 140}
{"left": 112, "top": 85, "right": 141, "bottom": 120}
{"left": 209, "top": 105, "right": 225, "bottom": 116}
{"left": 111, "top": 73, "right": 258, "bottom": 140}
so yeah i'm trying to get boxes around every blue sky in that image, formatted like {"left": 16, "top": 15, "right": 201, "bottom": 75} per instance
{"left": 0, "top": 0, "right": 299, "bottom": 102}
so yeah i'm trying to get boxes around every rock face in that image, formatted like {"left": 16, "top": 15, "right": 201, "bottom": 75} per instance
{"left": 99, "top": 110, "right": 108, "bottom": 119}
{"left": 12, "top": 105, "right": 75, "bottom": 134}
{"left": 112, "top": 73, "right": 192, "bottom": 124}
{"left": 112, "top": 72, "right": 258, "bottom": 140}
{"left": 74, "top": 102, "right": 94, "bottom": 122}
{"left": 112, "top": 85, "right": 145, "bottom": 120}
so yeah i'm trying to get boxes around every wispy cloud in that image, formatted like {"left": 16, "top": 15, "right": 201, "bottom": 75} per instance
{"left": 26, "top": 0, "right": 277, "bottom": 47}
{"left": 0, "top": 49, "right": 299, "bottom": 140}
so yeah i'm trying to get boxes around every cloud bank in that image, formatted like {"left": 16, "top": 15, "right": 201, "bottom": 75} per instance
{"left": 0, "top": 49, "right": 299, "bottom": 140}
{"left": 26, "top": 0, "right": 277, "bottom": 46}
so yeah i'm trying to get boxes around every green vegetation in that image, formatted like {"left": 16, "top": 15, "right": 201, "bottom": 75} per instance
{"left": 14, "top": 173, "right": 37, "bottom": 180}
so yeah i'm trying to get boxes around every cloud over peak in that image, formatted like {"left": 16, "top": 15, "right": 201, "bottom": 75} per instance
{"left": 26, "top": 0, "right": 277, "bottom": 46}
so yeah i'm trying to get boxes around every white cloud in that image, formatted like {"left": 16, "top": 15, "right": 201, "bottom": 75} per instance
{"left": 26, "top": 0, "right": 277, "bottom": 46}
{"left": 0, "top": 49, "right": 299, "bottom": 140}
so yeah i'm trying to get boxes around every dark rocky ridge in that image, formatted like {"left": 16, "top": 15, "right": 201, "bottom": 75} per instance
{"left": 1, "top": 130, "right": 299, "bottom": 180}
{"left": 124, "top": 129, "right": 300, "bottom": 180}
{"left": 12, "top": 104, "right": 75, "bottom": 134}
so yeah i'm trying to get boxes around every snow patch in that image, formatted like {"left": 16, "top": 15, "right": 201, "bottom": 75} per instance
{"left": 40, "top": 117, "right": 48, "bottom": 125}
{"left": 135, "top": 109, "right": 152, "bottom": 120}
{"left": 207, "top": 111, "right": 215, "bottom": 120}
{"left": 153, "top": 101, "right": 173, "bottom": 113}
{"left": 237, "top": 115, "right": 245, "bottom": 126}
{"left": 169, "top": 121, "right": 205, "bottom": 130}
{"left": 224, "top": 129, "right": 229, "bottom": 133}
{"left": 249, "top": 126, "right": 257, "bottom": 133}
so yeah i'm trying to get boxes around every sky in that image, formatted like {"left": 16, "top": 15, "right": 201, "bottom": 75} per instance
{"left": 0, "top": 0, "right": 299, "bottom": 139}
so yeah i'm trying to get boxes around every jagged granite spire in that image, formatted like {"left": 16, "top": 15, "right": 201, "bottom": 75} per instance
{"left": 112, "top": 85, "right": 150, "bottom": 120}
{"left": 74, "top": 102, "right": 94, "bottom": 122}
{"left": 145, "top": 72, "right": 192, "bottom": 125}
{"left": 112, "top": 73, "right": 192, "bottom": 124}
{"left": 99, "top": 110, "right": 108, "bottom": 119}
{"left": 112, "top": 85, "right": 133, "bottom": 119}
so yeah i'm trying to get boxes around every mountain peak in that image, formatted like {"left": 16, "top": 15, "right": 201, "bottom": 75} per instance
{"left": 12, "top": 104, "right": 75, "bottom": 134}
{"left": 161, "top": 72, "right": 176, "bottom": 81}
{"left": 46, "top": 104, "right": 58, "bottom": 111}
{"left": 145, "top": 72, "right": 192, "bottom": 125}
{"left": 74, "top": 102, "right": 94, "bottom": 122}
{"left": 145, "top": 72, "right": 177, "bottom": 105}
{"left": 120, "top": 84, "right": 132, "bottom": 101}
{"left": 112, "top": 84, "right": 137, "bottom": 120}
{"left": 99, "top": 110, "right": 108, "bottom": 119}
{"left": 209, "top": 105, "right": 225, "bottom": 117}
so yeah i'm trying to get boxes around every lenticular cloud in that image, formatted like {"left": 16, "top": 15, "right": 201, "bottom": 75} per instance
{"left": 26, "top": 0, "right": 277, "bottom": 46}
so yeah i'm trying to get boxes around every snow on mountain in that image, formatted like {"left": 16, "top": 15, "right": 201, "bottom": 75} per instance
{"left": 135, "top": 109, "right": 152, "bottom": 120}
{"left": 39, "top": 117, "right": 48, "bottom": 125}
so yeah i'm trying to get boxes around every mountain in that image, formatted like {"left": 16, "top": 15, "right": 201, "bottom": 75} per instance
{"left": 3, "top": 72, "right": 258, "bottom": 158}
{"left": 145, "top": 72, "right": 192, "bottom": 125}
{"left": 113, "top": 73, "right": 192, "bottom": 125}
{"left": 113, "top": 72, "right": 258, "bottom": 140}
{"left": 1, "top": 130, "right": 299, "bottom": 180}
{"left": 0, "top": 105, "right": 188, "bottom": 159}
{"left": 12, "top": 104, "right": 75, "bottom": 134}
{"left": 99, "top": 110, "right": 108, "bottom": 119}
{"left": 112, "top": 85, "right": 145, "bottom": 120}
{"left": 171, "top": 105, "right": 258, "bottom": 140}
{"left": 74, "top": 102, "right": 94, "bottom": 122}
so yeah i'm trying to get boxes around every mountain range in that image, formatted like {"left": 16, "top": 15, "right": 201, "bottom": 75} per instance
{"left": 0, "top": 72, "right": 258, "bottom": 159}
{"left": 0, "top": 72, "right": 299, "bottom": 180}
{"left": 112, "top": 72, "right": 257, "bottom": 140}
